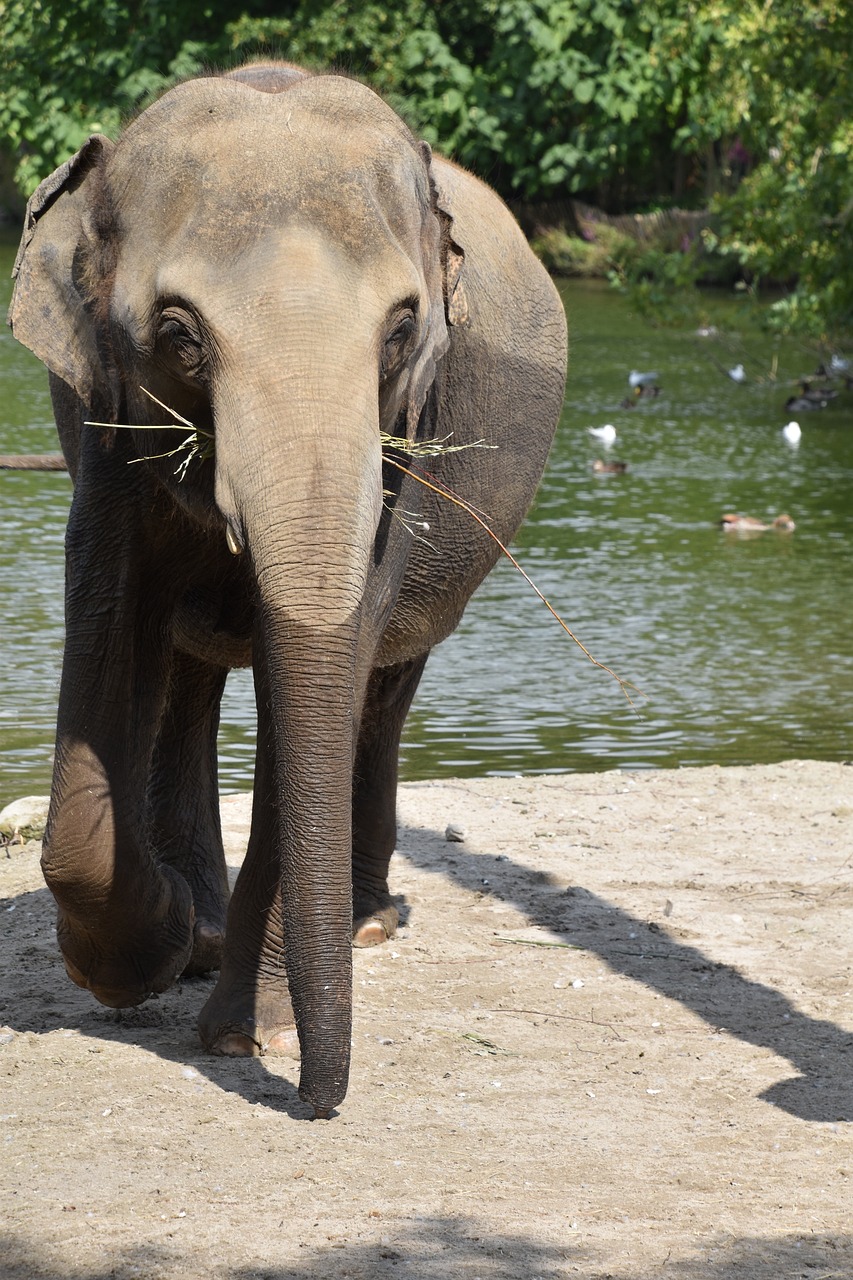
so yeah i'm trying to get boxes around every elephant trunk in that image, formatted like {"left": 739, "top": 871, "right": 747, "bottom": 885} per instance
{"left": 215, "top": 374, "right": 383, "bottom": 1115}
{"left": 256, "top": 605, "right": 359, "bottom": 1114}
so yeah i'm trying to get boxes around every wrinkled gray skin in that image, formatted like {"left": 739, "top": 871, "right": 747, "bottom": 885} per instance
{"left": 8, "top": 63, "right": 567, "bottom": 1116}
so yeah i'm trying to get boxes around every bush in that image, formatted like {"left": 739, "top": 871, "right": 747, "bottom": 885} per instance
{"left": 531, "top": 224, "right": 636, "bottom": 277}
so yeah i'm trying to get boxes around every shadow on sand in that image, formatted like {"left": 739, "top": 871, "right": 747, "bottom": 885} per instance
{"left": 0, "top": 1221, "right": 850, "bottom": 1280}
{"left": 2, "top": 805, "right": 851, "bottom": 1122}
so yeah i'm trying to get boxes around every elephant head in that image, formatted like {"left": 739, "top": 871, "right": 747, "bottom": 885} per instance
{"left": 9, "top": 72, "right": 470, "bottom": 1114}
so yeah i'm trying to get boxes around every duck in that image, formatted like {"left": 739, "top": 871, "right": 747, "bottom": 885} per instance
{"left": 592, "top": 458, "right": 628, "bottom": 474}
{"left": 619, "top": 384, "right": 660, "bottom": 408}
{"left": 628, "top": 369, "right": 659, "bottom": 388}
{"left": 588, "top": 424, "right": 617, "bottom": 444}
{"left": 719, "top": 513, "right": 796, "bottom": 533}
{"left": 801, "top": 380, "right": 838, "bottom": 400}
{"left": 720, "top": 513, "right": 767, "bottom": 532}
{"left": 728, "top": 363, "right": 747, "bottom": 383}
{"left": 785, "top": 392, "right": 830, "bottom": 412}
{"left": 782, "top": 420, "right": 801, "bottom": 444}
{"left": 785, "top": 381, "right": 838, "bottom": 412}
{"left": 773, "top": 513, "right": 797, "bottom": 531}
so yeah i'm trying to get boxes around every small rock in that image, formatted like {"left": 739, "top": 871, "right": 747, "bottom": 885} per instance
{"left": 0, "top": 796, "right": 50, "bottom": 843}
{"left": 445, "top": 823, "right": 466, "bottom": 843}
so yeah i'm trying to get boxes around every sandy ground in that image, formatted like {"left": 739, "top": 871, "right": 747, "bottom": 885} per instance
{"left": 1, "top": 760, "right": 852, "bottom": 1280}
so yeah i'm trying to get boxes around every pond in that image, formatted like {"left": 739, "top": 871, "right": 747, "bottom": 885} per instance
{"left": 1, "top": 232, "right": 851, "bottom": 801}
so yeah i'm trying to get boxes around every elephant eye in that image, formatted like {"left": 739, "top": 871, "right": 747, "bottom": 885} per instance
{"left": 157, "top": 307, "right": 205, "bottom": 376}
{"left": 380, "top": 307, "right": 416, "bottom": 381}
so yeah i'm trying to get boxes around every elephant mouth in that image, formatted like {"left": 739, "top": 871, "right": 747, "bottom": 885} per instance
{"left": 172, "top": 585, "right": 254, "bottom": 667}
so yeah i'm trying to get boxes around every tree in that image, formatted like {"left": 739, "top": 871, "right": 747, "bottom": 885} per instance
{"left": 0, "top": 1, "right": 703, "bottom": 207}
{"left": 0, "top": 0, "right": 238, "bottom": 193}
{"left": 658, "top": 0, "right": 853, "bottom": 335}
{"left": 2, "top": 0, "right": 850, "bottom": 336}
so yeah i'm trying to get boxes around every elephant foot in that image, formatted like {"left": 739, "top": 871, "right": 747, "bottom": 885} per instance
{"left": 182, "top": 919, "right": 226, "bottom": 977}
{"left": 353, "top": 917, "right": 391, "bottom": 947}
{"left": 56, "top": 866, "right": 195, "bottom": 1008}
{"left": 198, "top": 976, "right": 299, "bottom": 1059}
{"left": 352, "top": 887, "right": 398, "bottom": 949}
{"left": 211, "top": 1028, "right": 300, "bottom": 1059}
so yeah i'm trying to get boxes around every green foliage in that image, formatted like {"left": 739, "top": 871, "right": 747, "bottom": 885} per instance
{"left": 1, "top": 0, "right": 851, "bottom": 337}
{"left": 212, "top": 1, "right": 686, "bottom": 199}
{"left": 387, "top": 2, "right": 665, "bottom": 198}
{"left": 0, "top": 0, "right": 710, "bottom": 204}
{"left": 699, "top": 1, "right": 853, "bottom": 337}
{"left": 531, "top": 224, "right": 635, "bottom": 277}
{"left": 0, "top": 0, "right": 236, "bottom": 191}
{"left": 608, "top": 240, "right": 706, "bottom": 327}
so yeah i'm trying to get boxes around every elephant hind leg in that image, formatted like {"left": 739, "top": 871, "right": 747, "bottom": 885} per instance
{"left": 148, "top": 650, "right": 231, "bottom": 976}
{"left": 351, "top": 654, "right": 429, "bottom": 947}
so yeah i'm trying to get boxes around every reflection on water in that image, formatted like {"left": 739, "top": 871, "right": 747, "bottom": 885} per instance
{"left": 1, "top": 246, "right": 851, "bottom": 796}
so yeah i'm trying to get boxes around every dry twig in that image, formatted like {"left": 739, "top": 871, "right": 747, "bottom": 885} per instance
{"left": 384, "top": 453, "right": 643, "bottom": 706}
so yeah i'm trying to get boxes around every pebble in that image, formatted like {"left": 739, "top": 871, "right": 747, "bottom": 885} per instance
{"left": 445, "top": 824, "right": 466, "bottom": 842}
{"left": 0, "top": 795, "right": 50, "bottom": 843}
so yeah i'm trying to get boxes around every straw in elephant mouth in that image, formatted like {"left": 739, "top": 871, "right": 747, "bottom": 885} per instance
{"left": 85, "top": 386, "right": 214, "bottom": 480}
{"left": 87, "top": 389, "right": 493, "bottom": 481}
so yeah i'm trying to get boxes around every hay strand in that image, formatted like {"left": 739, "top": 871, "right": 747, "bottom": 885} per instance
{"left": 383, "top": 453, "right": 642, "bottom": 707}
{"left": 85, "top": 387, "right": 213, "bottom": 480}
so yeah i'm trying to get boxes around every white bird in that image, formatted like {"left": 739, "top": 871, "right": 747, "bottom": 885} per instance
{"left": 782, "top": 420, "right": 802, "bottom": 445}
{"left": 628, "top": 370, "right": 658, "bottom": 388}
{"left": 728, "top": 363, "right": 747, "bottom": 382}
{"left": 589, "top": 424, "right": 617, "bottom": 445}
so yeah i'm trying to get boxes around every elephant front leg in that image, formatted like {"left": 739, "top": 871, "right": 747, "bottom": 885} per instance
{"left": 149, "top": 650, "right": 230, "bottom": 976}
{"left": 42, "top": 483, "right": 195, "bottom": 1007}
{"left": 351, "top": 655, "right": 429, "bottom": 947}
{"left": 197, "top": 652, "right": 298, "bottom": 1058}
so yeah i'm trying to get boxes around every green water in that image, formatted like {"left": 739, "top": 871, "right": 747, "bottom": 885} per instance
{"left": 1, "top": 236, "right": 851, "bottom": 800}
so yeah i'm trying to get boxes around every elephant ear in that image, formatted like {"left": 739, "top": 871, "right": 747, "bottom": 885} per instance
{"left": 403, "top": 142, "right": 470, "bottom": 441}
{"left": 431, "top": 165, "right": 469, "bottom": 329}
{"left": 8, "top": 134, "right": 114, "bottom": 409}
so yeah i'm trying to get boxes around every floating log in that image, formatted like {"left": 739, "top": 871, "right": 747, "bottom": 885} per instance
{"left": 0, "top": 453, "right": 68, "bottom": 471}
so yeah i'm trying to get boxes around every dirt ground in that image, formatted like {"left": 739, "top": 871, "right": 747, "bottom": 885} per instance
{"left": 1, "top": 759, "right": 852, "bottom": 1280}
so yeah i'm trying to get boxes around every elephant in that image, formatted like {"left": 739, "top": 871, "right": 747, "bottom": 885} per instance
{"left": 8, "top": 62, "right": 567, "bottom": 1117}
